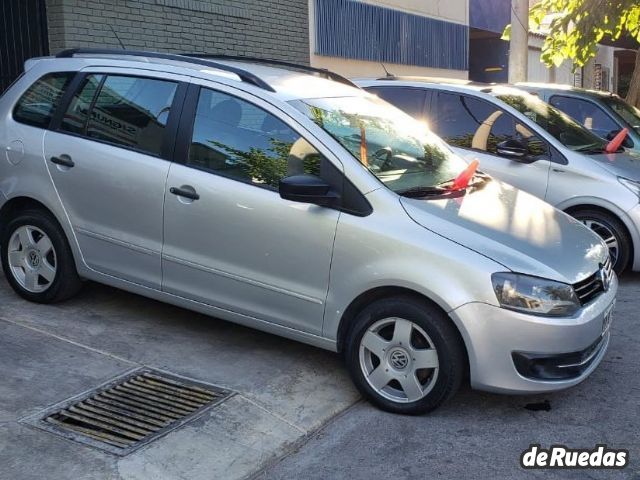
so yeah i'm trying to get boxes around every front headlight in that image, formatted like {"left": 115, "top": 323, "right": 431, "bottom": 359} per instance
{"left": 491, "top": 273, "right": 580, "bottom": 317}
{"left": 618, "top": 177, "right": 640, "bottom": 198}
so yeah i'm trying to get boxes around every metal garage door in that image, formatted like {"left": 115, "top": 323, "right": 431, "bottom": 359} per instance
{"left": 0, "top": 0, "right": 49, "bottom": 94}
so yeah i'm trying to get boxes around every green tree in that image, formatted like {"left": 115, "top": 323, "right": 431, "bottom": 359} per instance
{"left": 506, "top": 0, "right": 640, "bottom": 106}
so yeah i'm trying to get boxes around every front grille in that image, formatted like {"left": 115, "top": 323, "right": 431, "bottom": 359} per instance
{"left": 27, "top": 369, "right": 232, "bottom": 455}
{"left": 573, "top": 257, "right": 614, "bottom": 305}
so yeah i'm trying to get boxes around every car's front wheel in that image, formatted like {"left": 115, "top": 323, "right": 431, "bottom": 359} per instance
{"left": 571, "top": 209, "right": 631, "bottom": 274}
{"left": 344, "top": 296, "right": 466, "bottom": 414}
{"left": 1, "top": 209, "right": 82, "bottom": 303}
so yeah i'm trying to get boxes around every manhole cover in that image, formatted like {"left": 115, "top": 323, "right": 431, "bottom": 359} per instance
{"left": 23, "top": 369, "right": 232, "bottom": 455}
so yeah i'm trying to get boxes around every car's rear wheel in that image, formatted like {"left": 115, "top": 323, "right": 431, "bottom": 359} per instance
{"left": 1, "top": 209, "right": 82, "bottom": 303}
{"left": 344, "top": 296, "right": 466, "bottom": 414}
{"left": 571, "top": 209, "right": 631, "bottom": 274}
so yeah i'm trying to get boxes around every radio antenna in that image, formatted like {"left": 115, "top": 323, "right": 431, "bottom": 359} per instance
{"left": 108, "top": 24, "right": 127, "bottom": 50}
{"left": 380, "top": 63, "right": 394, "bottom": 78}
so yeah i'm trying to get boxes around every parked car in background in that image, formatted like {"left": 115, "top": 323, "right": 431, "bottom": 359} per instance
{"left": 0, "top": 51, "right": 616, "bottom": 415}
{"left": 358, "top": 77, "right": 640, "bottom": 273}
{"left": 516, "top": 83, "right": 640, "bottom": 154}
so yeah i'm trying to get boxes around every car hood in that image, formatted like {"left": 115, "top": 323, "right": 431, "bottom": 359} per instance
{"left": 588, "top": 150, "right": 640, "bottom": 179}
{"left": 400, "top": 179, "right": 608, "bottom": 284}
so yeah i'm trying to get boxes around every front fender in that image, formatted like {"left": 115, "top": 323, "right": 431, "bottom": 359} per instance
{"left": 323, "top": 207, "right": 502, "bottom": 341}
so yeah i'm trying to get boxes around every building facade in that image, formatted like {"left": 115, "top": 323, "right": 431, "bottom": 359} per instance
{"left": 309, "top": 0, "right": 469, "bottom": 79}
{"left": 46, "top": 0, "right": 310, "bottom": 63}
{"left": 0, "top": 0, "right": 634, "bottom": 94}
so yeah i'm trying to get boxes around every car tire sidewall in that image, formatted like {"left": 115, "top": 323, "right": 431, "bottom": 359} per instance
{"left": 1, "top": 210, "right": 80, "bottom": 303}
{"left": 345, "top": 296, "right": 465, "bottom": 415}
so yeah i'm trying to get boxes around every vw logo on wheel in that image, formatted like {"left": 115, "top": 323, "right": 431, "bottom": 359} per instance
{"left": 389, "top": 349, "right": 409, "bottom": 370}
{"left": 28, "top": 251, "right": 40, "bottom": 268}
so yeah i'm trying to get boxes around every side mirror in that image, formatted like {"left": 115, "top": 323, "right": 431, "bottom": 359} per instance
{"left": 606, "top": 129, "right": 634, "bottom": 148}
{"left": 496, "top": 139, "right": 528, "bottom": 160}
{"left": 279, "top": 175, "right": 339, "bottom": 207}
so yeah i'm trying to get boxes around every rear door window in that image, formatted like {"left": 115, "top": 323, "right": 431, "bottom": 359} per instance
{"left": 13, "top": 72, "right": 74, "bottom": 128}
{"left": 61, "top": 74, "right": 105, "bottom": 134}
{"left": 549, "top": 95, "right": 619, "bottom": 138}
{"left": 86, "top": 76, "right": 178, "bottom": 156}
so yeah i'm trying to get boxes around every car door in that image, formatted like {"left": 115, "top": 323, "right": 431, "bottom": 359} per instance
{"left": 43, "top": 69, "right": 187, "bottom": 289}
{"left": 161, "top": 82, "right": 342, "bottom": 334}
{"left": 431, "top": 91, "right": 551, "bottom": 199}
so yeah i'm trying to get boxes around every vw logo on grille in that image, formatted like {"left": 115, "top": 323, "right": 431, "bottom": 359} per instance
{"left": 599, "top": 265, "right": 610, "bottom": 292}
{"left": 389, "top": 349, "right": 409, "bottom": 370}
{"left": 28, "top": 251, "right": 40, "bottom": 268}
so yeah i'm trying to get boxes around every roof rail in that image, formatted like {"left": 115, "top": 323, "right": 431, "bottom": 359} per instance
{"left": 55, "top": 48, "right": 276, "bottom": 92}
{"left": 182, "top": 54, "right": 358, "bottom": 88}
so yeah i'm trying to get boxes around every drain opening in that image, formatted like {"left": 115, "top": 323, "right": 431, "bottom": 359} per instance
{"left": 35, "top": 370, "right": 231, "bottom": 454}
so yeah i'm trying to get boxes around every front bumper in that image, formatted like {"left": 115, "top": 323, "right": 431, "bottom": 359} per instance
{"left": 626, "top": 204, "right": 640, "bottom": 271}
{"left": 449, "top": 274, "right": 617, "bottom": 394}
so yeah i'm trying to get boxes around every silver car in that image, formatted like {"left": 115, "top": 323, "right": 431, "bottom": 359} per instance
{"left": 0, "top": 50, "right": 617, "bottom": 414}
{"left": 516, "top": 83, "right": 640, "bottom": 155}
{"left": 359, "top": 78, "right": 640, "bottom": 274}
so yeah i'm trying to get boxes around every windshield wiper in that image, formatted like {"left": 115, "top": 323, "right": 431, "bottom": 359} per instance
{"left": 397, "top": 186, "right": 448, "bottom": 198}
{"left": 398, "top": 173, "right": 490, "bottom": 198}
{"left": 575, "top": 144, "right": 607, "bottom": 154}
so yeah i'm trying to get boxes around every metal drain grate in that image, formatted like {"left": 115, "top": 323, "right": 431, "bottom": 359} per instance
{"left": 28, "top": 369, "right": 232, "bottom": 455}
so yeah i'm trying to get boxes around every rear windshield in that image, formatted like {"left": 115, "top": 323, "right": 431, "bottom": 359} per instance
{"left": 13, "top": 72, "right": 74, "bottom": 129}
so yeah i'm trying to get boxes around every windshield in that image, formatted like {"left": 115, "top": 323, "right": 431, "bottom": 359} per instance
{"left": 493, "top": 88, "right": 608, "bottom": 153}
{"left": 603, "top": 96, "right": 640, "bottom": 134}
{"left": 290, "top": 96, "right": 469, "bottom": 193}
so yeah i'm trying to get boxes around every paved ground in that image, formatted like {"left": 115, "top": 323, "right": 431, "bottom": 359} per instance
{"left": 1, "top": 269, "right": 638, "bottom": 480}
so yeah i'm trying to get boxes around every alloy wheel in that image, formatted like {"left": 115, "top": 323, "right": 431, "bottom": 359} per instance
{"left": 359, "top": 317, "right": 439, "bottom": 403}
{"left": 7, "top": 225, "right": 57, "bottom": 293}
{"left": 582, "top": 219, "right": 619, "bottom": 266}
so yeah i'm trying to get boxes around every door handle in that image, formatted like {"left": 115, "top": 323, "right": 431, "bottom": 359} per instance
{"left": 552, "top": 168, "right": 566, "bottom": 173}
{"left": 170, "top": 186, "right": 200, "bottom": 201}
{"left": 50, "top": 155, "right": 75, "bottom": 168}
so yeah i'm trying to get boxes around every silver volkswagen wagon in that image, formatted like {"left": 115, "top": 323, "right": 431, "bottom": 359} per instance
{"left": 0, "top": 50, "right": 617, "bottom": 414}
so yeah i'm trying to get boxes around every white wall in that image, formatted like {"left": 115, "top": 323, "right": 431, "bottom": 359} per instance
{"left": 356, "top": 0, "right": 468, "bottom": 25}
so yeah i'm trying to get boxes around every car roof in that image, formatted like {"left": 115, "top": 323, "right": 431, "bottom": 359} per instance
{"left": 27, "top": 50, "right": 367, "bottom": 102}
{"left": 354, "top": 76, "right": 533, "bottom": 100}
{"left": 354, "top": 75, "right": 491, "bottom": 88}
{"left": 515, "top": 82, "right": 617, "bottom": 99}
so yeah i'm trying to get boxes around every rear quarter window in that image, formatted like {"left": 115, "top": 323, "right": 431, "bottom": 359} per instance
{"left": 12, "top": 72, "right": 74, "bottom": 129}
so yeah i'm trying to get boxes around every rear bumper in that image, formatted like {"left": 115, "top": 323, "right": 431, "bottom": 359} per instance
{"left": 449, "top": 274, "right": 617, "bottom": 394}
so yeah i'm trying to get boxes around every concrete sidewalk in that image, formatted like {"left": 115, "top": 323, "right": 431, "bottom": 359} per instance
{"left": 0, "top": 274, "right": 359, "bottom": 480}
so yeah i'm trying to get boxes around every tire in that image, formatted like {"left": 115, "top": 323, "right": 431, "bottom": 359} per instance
{"left": 344, "top": 295, "right": 466, "bottom": 415}
{"left": 570, "top": 209, "right": 631, "bottom": 274}
{"left": 1, "top": 209, "right": 82, "bottom": 303}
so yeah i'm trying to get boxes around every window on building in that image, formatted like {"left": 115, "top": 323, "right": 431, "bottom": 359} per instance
{"left": 188, "top": 88, "right": 323, "bottom": 189}
{"left": 13, "top": 72, "right": 74, "bottom": 128}
{"left": 549, "top": 95, "right": 619, "bottom": 138}
{"left": 365, "top": 86, "right": 428, "bottom": 121}
{"left": 83, "top": 75, "right": 178, "bottom": 156}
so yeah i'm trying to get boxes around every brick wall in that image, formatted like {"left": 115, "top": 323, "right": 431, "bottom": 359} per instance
{"left": 45, "top": 0, "right": 310, "bottom": 64}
